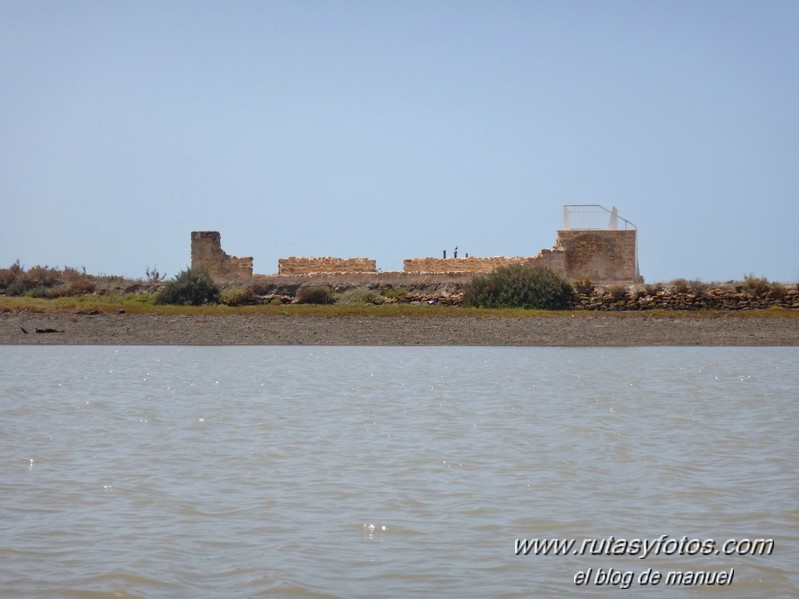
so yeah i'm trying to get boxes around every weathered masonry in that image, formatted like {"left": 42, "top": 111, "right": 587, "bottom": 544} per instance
{"left": 278, "top": 257, "right": 377, "bottom": 275}
{"left": 403, "top": 205, "right": 640, "bottom": 282}
{"left": 191, "top": 205, "right": 640, "bottom": 283}
{"left": 558, "top": 205, "right": 639, "bottom": 282}
{"left": 190, "top": 231, "right": 253, "bottom": 283}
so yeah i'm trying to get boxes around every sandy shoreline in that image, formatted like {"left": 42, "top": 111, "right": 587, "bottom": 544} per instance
{"left": 2, "top": 311, "right": 799, "bottom": 346}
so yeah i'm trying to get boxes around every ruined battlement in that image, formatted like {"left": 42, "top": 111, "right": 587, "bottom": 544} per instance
{"left": 278, "top": 257, "right": 377, "bottom": 275}
{"left": 401, "top": 229, "right": 637, "bottom": 281}
{"left": 402, "top": 246, "right": 567, "bottom": 275}
{"left": 190, "top": 205, "right": 641, "bottom": 284}
{"left": 403, "top": 254, "right": 550, "bottom": 274}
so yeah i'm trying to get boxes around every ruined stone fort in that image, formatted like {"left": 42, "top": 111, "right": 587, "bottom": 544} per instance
{"left": 191, "top": 205, "right": 641, "bottom": 284}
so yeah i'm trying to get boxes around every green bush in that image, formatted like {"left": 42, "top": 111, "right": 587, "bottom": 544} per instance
{"left": 382, "top": 286, "right": 408, "bottom": 300}
{"left": 336, "top": 287, "right": 385, "bottom": 305}
{"left": 295, "top": 285, "right": 335, "bottom": 304}
{"left": 25, "top": 286, "right": 58, "bottom": 299}
{"left": 220, "top": 286, "right": 256, "bottom": 306}
{"left": 462, "top": 265, "right": 574, "bottom": 310}
{"left": 5, "top": 281, "right": 30, "bottom": 296}
{"left": 156, "top": 268, "right": 220, "bottom": 306}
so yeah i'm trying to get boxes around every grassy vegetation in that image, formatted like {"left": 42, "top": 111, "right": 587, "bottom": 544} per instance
{"left": 463, "top": 265, "right": 574, "bottom": 309}
{"left": 3, "top": 294, "right": 797, "bottom": 320}
{"left": 156, "top": 268, "right": 220, "bottom": 306}
{"left": 295, "top": 285, "right": 336, "bottom": 304}
{"left": 670, "top": 278, "right": 709, "bottom": 295}
{"left": 382, "top": 286, "right": 408, "bottom": 300}
{"left": 219, "top": 286, "right": 257, "bottom": 306}
{"left": 336, "top": 287, "right": 386, "bottom": 305}
{"left": 1, "top": 261, "right": 796, "bottom": 318}
{"left": 0, "top": 262, "right": 96, "bottom": 298}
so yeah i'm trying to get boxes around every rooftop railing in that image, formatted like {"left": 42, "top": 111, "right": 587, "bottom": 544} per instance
{"left": 563, "top": 205, "right": 637, "bottom": 231}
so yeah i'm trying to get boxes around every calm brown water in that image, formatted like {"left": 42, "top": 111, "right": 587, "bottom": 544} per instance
{"left": 1, "top": 346, "right": 797, "bottom": 598}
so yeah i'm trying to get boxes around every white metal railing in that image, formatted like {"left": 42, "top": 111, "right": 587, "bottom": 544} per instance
{"left": 563, "top": 205, "right": 636, "bottom": 231}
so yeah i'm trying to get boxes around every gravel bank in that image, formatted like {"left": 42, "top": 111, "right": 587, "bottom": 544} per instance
{"left": 2, "top": 311, "right": 799, "bottom": 346}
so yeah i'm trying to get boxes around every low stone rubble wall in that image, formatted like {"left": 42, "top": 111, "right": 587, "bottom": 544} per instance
{"left": 574, "top": 285, "right": 799, "bottom": 311}
{"left": 248, "top": 280, "right": 799, "bottom": 310}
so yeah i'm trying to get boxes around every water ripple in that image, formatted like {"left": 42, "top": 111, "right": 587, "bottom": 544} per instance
{"left": 1, "top": 346, "right": 797, "bottom": 598}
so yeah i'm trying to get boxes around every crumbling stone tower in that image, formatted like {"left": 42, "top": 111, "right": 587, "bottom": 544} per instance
{"left": 190, "top": 231, "right": 253, "bottom": 283}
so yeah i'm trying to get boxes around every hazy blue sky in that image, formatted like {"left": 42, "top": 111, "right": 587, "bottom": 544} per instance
{"left": 2, "top": 1, "right": 797, "bottom": 282}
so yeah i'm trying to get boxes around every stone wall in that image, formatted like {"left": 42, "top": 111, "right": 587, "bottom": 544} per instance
{"left": 240, "top": 279, "right": 799, "bottom": 311}
{"left": 575, "top": 284, "right": 799, "bottom": 311}
{"left": 402, "top": 231, "right": 637, "bottom": 282}
{"left": 403, "top": 256, "right": 530, "bottom": 274}
{"left": 190, "top": 226, "right": 639, "bottom": 283}
{"left": 278, "top": 257, "right": 377, "bottom": 275}
{"left": 191, "top": 231, "right": 253, "bottom": 283}
{"left": 557, "top": 229, "right": 638, "bottom": 282}
{"left": 403, "top": 251, "right": 565, "bottom": 274}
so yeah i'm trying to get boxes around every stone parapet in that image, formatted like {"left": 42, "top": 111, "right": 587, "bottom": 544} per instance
{"left": 404, "top": 248, "right": 567, "bottom": 276}
{"left": 404, "top": 256, "right": 534, "bottom": 274}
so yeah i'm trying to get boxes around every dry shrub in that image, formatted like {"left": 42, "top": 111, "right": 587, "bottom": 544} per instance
{"left": 671, "top": 278, "right": 708, "bottom": 295}
{"left": 767, "top": 282, "right": 787, "bottom": 300}
{"left": 60, "top": 267, "right": 95, "bottom": 296}
{"left": 671, "top": 279, "right": 690, "bottom": 294}
{"left": 0, "top": 260, "right": 24, "bottom": 291}
{"left": 5, "top": 264, "right": 60, "bottom": 295}
{"left": 382, "top": 287, "right": 408, "bottom": 300}
{"left": 573, "top": 278, "right": 594, "bottom": 295}
{"left": 295, "top": 285, "right": 335, "bottom": 304}
{"left": 607, "top": 286, "right": 628, "bottom": 301}
{"left": 743, "top": 274, "right": 770, "bottom": 296}
{"left": 336, "top": 288, "right": 385, "bottom": 305}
